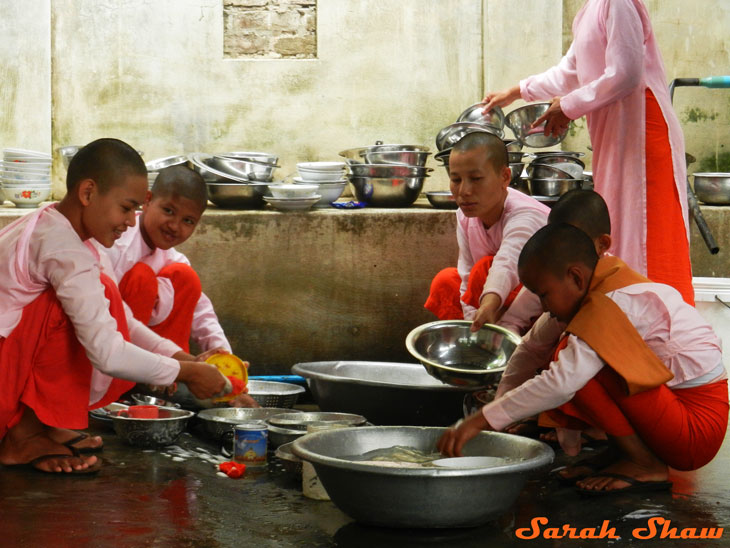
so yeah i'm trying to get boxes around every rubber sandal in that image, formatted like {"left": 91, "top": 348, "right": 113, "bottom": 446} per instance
{"left": 61, "top": 432, "right": 104, "bottom": 454}
{"left": 550, "top": 446, "right": 619, "bottom": 485}
{"left": 575, "top": 472, "right": 672, "bottom": 497}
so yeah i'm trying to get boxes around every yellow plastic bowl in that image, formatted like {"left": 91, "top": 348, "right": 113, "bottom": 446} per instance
{"left": 205, "top": 353, "right": 248, "bottom": 402}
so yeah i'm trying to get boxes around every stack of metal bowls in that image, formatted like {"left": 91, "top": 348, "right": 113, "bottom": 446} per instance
{"left": 526, "top": 151, "right": 585, "bottom": 197}
{"left": 188, "top": 151, "right": 279, "bottom": 209}
{"left": 435, "top": 104, "right": 506, "bottom": 153}
{"left": 339, "top": 143, "right": 431, "bottom": 207}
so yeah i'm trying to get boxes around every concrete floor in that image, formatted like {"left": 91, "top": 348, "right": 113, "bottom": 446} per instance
{"left": 1, "top": 406, "right": 729, "bottom": 548}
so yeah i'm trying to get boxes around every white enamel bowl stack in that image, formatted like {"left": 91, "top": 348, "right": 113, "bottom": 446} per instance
{"left": 289, "top": 161, "right": 347, "bottom": 208}
{"left": 264, "top": 182, "right": 322, "bottom": 211}
{"left": 1, "top": 148, "right": 52, "bottom": 208}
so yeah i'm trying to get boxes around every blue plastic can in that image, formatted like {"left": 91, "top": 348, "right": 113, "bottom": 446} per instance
{"left": 234, "top": 421, "right": 268, "bottom": 466}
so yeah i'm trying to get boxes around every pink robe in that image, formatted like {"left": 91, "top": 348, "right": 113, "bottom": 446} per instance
{"left": 520, "top": 0, "right": 688, "bottom": 276}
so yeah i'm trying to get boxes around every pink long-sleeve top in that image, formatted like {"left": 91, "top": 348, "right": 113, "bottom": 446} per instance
{"left": 104, "top": 212, "right": 231, "bottom": 352}
{"left": 0, "top": 205, "right": 181, "bottom": 404}
{"left": 519, "top": 0, "right": 687, "bottom": 276}
{"left": 484, "top": 282, "right": 724, "bottom": 431}
{"left": 457, "top": 187, "right": 548, "bottom": 329}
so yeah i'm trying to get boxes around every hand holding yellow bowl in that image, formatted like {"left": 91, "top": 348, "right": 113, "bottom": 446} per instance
{"left": 205, "top": 353, "right": 249, "bottom": 403}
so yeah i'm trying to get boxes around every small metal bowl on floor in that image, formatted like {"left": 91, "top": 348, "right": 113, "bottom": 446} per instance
{"left": 111, "top": 408, "right": 195, "bottom": 448}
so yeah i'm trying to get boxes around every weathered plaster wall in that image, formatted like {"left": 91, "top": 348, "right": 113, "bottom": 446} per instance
{"left": 49, "top": 0, "right": 483, "bottom": 196}
{"left": 0, "top": 2, "right": 51, "bottom": 153}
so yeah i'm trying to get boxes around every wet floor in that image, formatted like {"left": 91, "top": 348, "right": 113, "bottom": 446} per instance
{"left": 1, "top": 412, "right": 729, "bottom": 547}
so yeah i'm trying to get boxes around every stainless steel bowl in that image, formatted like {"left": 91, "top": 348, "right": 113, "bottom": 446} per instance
{"left": 361, "top": 150, "right": 431, "bottom": 167}
{"left": 693, "top": 173, "right": 730, "bottom": 205}
{"left": 206, "top": 182, "right": 267, "bottom": 209}
{"left": 220, "top": 151, "right": 279, "bottom": 165}
{"left": 268, "top": 424, "right": 306, "bottom": 448}
{"left": 457, "top": 103, "right": 505, "bottom": 130}
{"left": 508, "top": 151, "right": 535, "bottom": 163}
{"left": 291, "top": 426, "right": 554, "bottom": 528}
{"left": 406, "top": 320, "right": 521, "bottom": 388}
{"left": 532, "top": 153, "right": 585, "bottom": 179}
{"left": 57, "top": 145, "right": 81, "bottom": 169}
{"left": 339, "top": 144, "right": 430, "bottom": 164}
{"left": 267, "top": 412, "right": 367, "bottom": 448}
{"left": 188, "top": 153, "right": 249, "bottom": 183}
{"left": 110, "top": 408, "right": 194, "bottom": 448}
{"left": 195, "top": 407, "right": 302, "bottom": 441}
{"left": 505, "top": 103, "right": 568, "bottom": 148}
{"left": 291, "top": 361, "right": 473, "bottom": 426}
{"left": 510, "top": 178, "right": 530, "bottom": 195}
{"left": 275, "top": 441, "right": 303, "bottom": 475}
{"left": 268, "top": 411, "right": 367, "bottom": 430}
{"left": 131, "top": 394, "right": 181, "bottom": 409}
{"left": 503, "top": 139, "right": 523, "bottom": 152}
{"left": 348, "top": 175, "right": 425, "bottom": 207}
{"left": 529, "top": 178, "right": 582, "bottom": 197}
{"left": 527, "top": 163, "right": 573, "bottom": 180}
{"left": 425, "top": 190, "right": 457, "bottom": 209}
{"left": 509, "top": 163, "right": 524, "bottom": 185}
{"left": 247, "top": 380, "right": 305, "bottom": 408}
{"left": 145, "top": 155, "right": 189, "bottom": 172}
{"left": 435, "top": 122, "right": 504, "bottom": 151}
{"left": 208, "top": 155, "right": 278, "bottom": 182}
{"left": 348, "top": 164, "right": 431, "bottom": 178}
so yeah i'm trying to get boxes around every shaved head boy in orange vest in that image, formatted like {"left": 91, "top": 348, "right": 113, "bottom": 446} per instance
{"left": 439, "top": 223, "right": 728, "bottom": 495}
{"left": 0, "top": 138, "right": 227, "bottom": 474}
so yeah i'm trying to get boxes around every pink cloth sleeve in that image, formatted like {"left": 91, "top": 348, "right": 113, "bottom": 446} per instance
{"left": 520, "top": 42, "right": 580, "bottom": 102}
{"left": 483, "top": 334, "right": 604, "bottom": 431}
{"left": 496, "top": 287, "right": 544, "bottom": 336}
{"left": 522, "top": 0, "right": 645, "bottom": 120}
{"left": 190, "top": 293, "right": 232, "bottom": 352}
{"left": 481, "top": 209, "right": 546, "bottom": 304}
{"left": 495, "top": 313, "right": 565, "bottom": 398}
{"left": 456, "top": 216, "right": 478, "bottom": 319}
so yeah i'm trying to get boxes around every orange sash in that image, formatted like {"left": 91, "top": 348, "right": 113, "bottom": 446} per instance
{"left": 565, "top": 256, "right": 674, "bottom": 395}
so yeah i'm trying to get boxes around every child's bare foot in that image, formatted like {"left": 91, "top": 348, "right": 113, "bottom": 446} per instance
{"left": 46, "top": 428, "right": 104, "bottom": 452}
{"left": 0, "top": 429, "right": 99, "bottom": 473}
{"left": 0, "top": 408, "right": 100, "bottom": 473}
{"left": 575, "top": 458, "right": 669, "bottom": 493}
{"left": 555, "top": 445, "right": 619, "bottom": 482}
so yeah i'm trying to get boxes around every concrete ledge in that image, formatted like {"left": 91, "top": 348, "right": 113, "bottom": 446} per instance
{"left": 3, "top": 200, "right": 729, "bottom": 374}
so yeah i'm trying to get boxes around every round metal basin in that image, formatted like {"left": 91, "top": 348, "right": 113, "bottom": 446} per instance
{"left": 291, "top": 426, "right": 554, "bottom": 528}
{"left": 291, "top": 361, "right": 472, "bottom": 426}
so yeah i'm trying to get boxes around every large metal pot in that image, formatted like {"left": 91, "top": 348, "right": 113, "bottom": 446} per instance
{"left": 348, "top": 175, "right": 425, "bottom": 207}
{"left": 693, "top": 172, "right": 730, "bottom": 205}
{"left": 291, "top": 426, "right": 554, "bottom": 528}
{"left": 291, "top": 361, "right": 472, "bottom": 426}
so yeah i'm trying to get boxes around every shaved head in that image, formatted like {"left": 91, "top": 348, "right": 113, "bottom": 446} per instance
{"left": 67, "top": 138, "right": 146, "bottom": 193}
{"left": 548, "top": 189, "right": 611, "bottom": 239}
{"left": 452, "top": 131, "right": 508, "bottom": 171}
{"left": 519, "top": 223, "right": 599, "bottom": 277}
{"left": 151, "top": 165, "right": 208, "bottom": 212}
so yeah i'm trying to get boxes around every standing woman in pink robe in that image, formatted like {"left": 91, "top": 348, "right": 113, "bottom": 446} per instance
{"left": 483, "top": 0, "right": 693, "bottom": 305}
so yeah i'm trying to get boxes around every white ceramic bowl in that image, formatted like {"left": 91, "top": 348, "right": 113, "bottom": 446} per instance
{"left": 3, "top": 186, "right": 51, "bottom": 207}
{"left": 3, "top": 148, "right": 51, "bottom": 159}
{"left": 293, "top": 175, "right": 346, "bottom": 185}
{"left": 297, "top": 161, "right": 346, "bottom": 172}
{"left": 298, "top": 169, "right": 347, "bottom": 182}
{"left": 269, "top": 183, "right": 319, "bottom": 199}
{"left": 311, "top": 182, "right": 347, "bottom": 207}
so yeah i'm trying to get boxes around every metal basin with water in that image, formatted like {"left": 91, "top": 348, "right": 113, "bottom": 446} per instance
{"left": 291, "top": 426, "right": 554, "bottom": 528}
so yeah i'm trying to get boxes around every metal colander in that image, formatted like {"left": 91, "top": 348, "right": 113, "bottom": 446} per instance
{"left": 247, "top": 380, "right": 305, "bottom": 408}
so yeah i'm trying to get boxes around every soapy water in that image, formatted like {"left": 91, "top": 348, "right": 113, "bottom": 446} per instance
{"left": 340, "top": 445, "right": 518, "bottom": 468}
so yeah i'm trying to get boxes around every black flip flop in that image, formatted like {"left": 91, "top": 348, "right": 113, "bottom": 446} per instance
{"left": 550, "top": 446, "right": 619, "bottom": 485}
{"left": 62, "top": 432, "right": 104, "bottom": 454}
{"left": 575, "top": 472, "right": 672, "bottom": 497}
